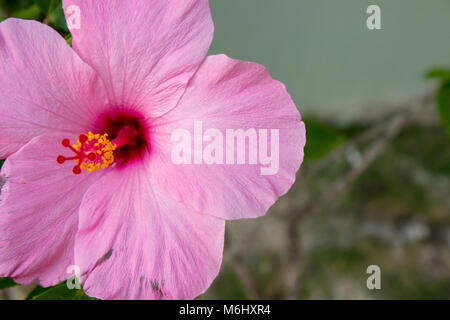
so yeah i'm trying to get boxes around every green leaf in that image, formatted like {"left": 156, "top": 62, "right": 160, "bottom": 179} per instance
{"left": 9, "top": 3, "right": 41, "bottom": 20}
{"left": 426, "top": 68, "right": 450, "bottom": 81}
{"left": 303, "top": 119, "right": 346, "bottom": 162}
{"left": 48, "top": 5, "right": 68, "bottom": 32}
{"left": 4, "top": 0, "right": 35, "bottom": 13}
{"left": 437, "top": 82, "right": 450, "bottom": 136}
{"left": 64, "top": 33, "right": 72, "bottom": 46}
{"left": 25, "top": 285, "right": 47, "bottom": 300}
{"left": 0, "top": 278, "right": 17, "bottom": 290}
{"left": 0, "top": 159, "right": 4, "bottom": 170}
{"left": 33, "top": 0, "right": 60, "bottom": 15}
{"left": 32, "top": 282, "right": 97, "bottom": 300}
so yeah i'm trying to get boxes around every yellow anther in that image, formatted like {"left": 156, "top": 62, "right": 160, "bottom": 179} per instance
{"left": 71, "top": 132, "right": 116, "bottom": 173}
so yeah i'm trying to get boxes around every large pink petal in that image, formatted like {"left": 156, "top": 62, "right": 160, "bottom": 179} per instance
{"left": 63, "top": 0, "right": 213, "bottom": 116}
{"left": 0, "top": 18, "right": 108, "bottom": 158}
{"left": 0, "top": 134, "right": 103, "bottom": 286}
{"left": 150, "top": 54, "right": 306, "bottom": 220}
{"left": 76, "top": 156, "right": 224, "bottom": 300}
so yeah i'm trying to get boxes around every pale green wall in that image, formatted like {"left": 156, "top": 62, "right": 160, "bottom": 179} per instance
{"left": 209, "top": 0, "right": 450, "bottom": 121}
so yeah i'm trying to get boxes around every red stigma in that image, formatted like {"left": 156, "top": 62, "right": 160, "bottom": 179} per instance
{"left": 56, "top": 155, "right": 66, "bottom": 164}
{"left": 62, "top": 139, "right": 70, "bottom": 147}
{"left": 72, "top": 166, "right": 82, "bottom": 175}
{"left": 79, "top": 134, "right": 88, "bottom": 143}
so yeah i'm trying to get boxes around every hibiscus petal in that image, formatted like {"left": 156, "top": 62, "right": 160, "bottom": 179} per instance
{"left": 0, "top": 18, "right": 108, "bottom": 158}
{"left": 150, "top": 54, "right": 306, "bottom": 220}
{"left": 0, "top": 134, "right": 103, "bottom": 286}
{"left": 76, "top": 156, "right": 224, "bottom": 300}
{"left": 63, "top": 0, "right": 214, "bottom": 116}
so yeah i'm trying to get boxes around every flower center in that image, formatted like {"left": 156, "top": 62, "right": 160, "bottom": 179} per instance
{"left": 96, "top": 111, "right": 149, "bottom": 166}
{"left": 57, "top": 132, "right": 116, "bottom": 174}
{"left": 58, "top": 110, "right": 149, "bottom": 174}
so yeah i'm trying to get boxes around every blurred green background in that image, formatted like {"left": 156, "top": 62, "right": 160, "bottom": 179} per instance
{"left": 1, "top": 0, "right": 450, "bottom": 300}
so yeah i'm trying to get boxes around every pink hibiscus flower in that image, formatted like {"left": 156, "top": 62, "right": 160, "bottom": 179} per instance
{"left": 0, "top": 0, "right": 305, "bottom": 299}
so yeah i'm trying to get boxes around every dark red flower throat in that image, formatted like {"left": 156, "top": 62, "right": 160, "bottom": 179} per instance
{"left": 96, "top": 110, "right": 149, "bottom": 166}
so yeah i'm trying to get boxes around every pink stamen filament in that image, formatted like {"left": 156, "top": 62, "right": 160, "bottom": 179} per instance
{"left": 112, "top": 126, "right": 138, "bottom": 149}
